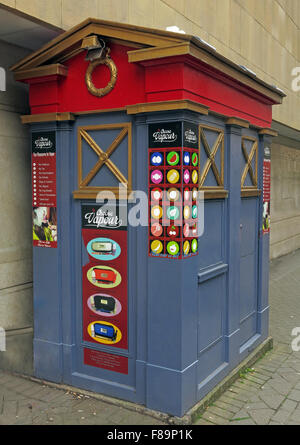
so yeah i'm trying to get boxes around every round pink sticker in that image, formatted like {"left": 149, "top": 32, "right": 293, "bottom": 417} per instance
{"left": 151, "top": 169, "right": 163, "bottom": 184}
{"left": 183, "top": 169, "right": 190, "bottom": 184}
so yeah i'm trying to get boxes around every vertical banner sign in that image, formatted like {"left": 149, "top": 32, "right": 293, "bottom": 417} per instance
{"left": 82, "top": 203, "right": 128, "bottom": 372}
{"left": 263, "top": 147, "right": 271, "bottom": 234}
{"left": 148, "top": 121, "right": 199, "bottom": 259}
{"left": 32, "top": 132, "right": 57, "bottom": 248}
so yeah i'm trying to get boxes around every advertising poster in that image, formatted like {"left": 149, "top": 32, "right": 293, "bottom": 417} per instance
{"left": 263, "top": 147, "right": 271, "bottom": 234}
{"left": 32, "top": 132, "right": 57, "bottom": 248}
{"left": 81, "top": 204, "right": 128, "bottom": 357}
{"left": 148, "top": 121, "right": 199, "bottom": 259}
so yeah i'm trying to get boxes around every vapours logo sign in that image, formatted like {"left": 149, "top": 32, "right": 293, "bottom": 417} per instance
{"left": 32, "top": 132, "right": 56, "bottom": 154}
{"left": 152, "top": 129, "right": 177, "bottom": 144}
{"left": 184, "top": 128, "right": 197, "bottom": 144}
{"left": 149, "top": 122, "right": 182, "bottom": 148}
{"left": 0, "top": 67, "right": 6, "bottom": 92}
{"left": 82, "top": 204, "right": 126, "bottom": 230}
{"left": 34, "top": 137, "right": 53, "bottom": 150}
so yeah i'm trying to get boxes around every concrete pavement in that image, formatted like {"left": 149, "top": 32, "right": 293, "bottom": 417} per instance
{"left": 1, "top": 249, "right": 300, "bottom": 425}
{"left": 196, "top": 249, "right": 300, "bottom": 425}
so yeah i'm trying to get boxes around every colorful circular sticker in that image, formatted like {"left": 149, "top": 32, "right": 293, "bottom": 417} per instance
{"left": 151, "top": 222, "right": 163, "bottom": 237}
{"left": 183, "top": 205, "right": 191, "bottom": 220}
{"left": 87, "top": 237, "right": 121, "bottom": 261}
{"left": 88, "top": 293, "right": 121, "bottom": 317}
{"left": 183, "top": 152, "right": 190, "bottom": 165}
{"left": 151, "top": 152, "right": 163, "bottom": 166}
{"left": 191, "top": 223, "right": 198, "bottom": 236}
{"left": 151, "top": 239, "right": 163, "bottom": 254}
{"left": 167, "top": 188, "right": 180, "bottom": 202}
{"left": 151, "top": 169, "right": 163, "bottom": 184}
{"left": 151, "top": 205, "right": 163, "bottom": 220}
{"left": 184, "top": 188, "right": 190, "bottom": 202}
{"left": 183, "top": 240, "right": 190, "bottom": 255}
{"left": 87, "top": 266, "right": 121, "bottom": 289}
{"left": 151, "top": 188, "right": 163, "bottom": 201}
{"left": 167, "top": 225, "right": 179, "bottom": 238}
{"left": 191, "top": 239, "right": 198, "bottom": 253}
{"left": 167, "top": 206, "right": 180, "bottom": 220}
{"left": 167, "top": 169, "right": 180, "bottom": 184}
{"left": 183, "top": 169, "right": 190, "bottom": 184}
{"left": 192, "top": 170, "right": 198, "bottom": 184}
{"left": 192, "top": 153, "right": 198, "bottom": 166}
{"left": 167, "top": 241, "right": 180, "bottom": 256}
{"left": 192, "top": 187, "right": 198, "bottom": 201}
{"left": 192, "top": 205, "right": 198, "bottom": 219}
{"left": 183, "top": 223, "right": 190, "bottom": 238}
{"left": 167, "top": 151, "right": 180, "bottom": 166}
{"left": 88, "top": 321, "right": 122, "bottom": 344}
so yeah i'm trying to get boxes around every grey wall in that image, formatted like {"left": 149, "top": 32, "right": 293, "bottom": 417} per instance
{"left": 270, "top": 141, "right": 300, "bottom": 260}
{"left": 0, "top": 39, "right": 33, "bottom": 374}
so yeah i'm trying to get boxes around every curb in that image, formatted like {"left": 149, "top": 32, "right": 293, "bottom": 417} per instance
{"left": 14, "top": 336, "right": 273, "bottom": 425}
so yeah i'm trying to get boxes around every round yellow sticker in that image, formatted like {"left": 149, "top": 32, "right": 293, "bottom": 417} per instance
{"left": 167, "top": 169, "right": 180, "bottom": 184}
{"left": 151, "top": 240, "right": 163, "bottom": 254}
{"left": 192, "top": 170, "right": 198, "bottom": 184}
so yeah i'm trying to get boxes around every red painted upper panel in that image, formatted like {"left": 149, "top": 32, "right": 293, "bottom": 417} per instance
{"left": 23, "top": 43, "right": 280, "bottom": 128}
{"left": 28, "top": 43, "right": 146, "bottom": 114}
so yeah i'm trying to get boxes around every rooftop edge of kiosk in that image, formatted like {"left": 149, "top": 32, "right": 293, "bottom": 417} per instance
{"left": 11, "top": 17, "right": 285, "bottom": 129}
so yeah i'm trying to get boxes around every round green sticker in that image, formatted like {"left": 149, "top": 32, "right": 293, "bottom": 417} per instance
{"left": 167, "top": 151, "right": 180, "bottom": 166}
{"left": 191, "top": 239, "right": 198, "bottom": 253}
{"left": 167, "top": 241, "right": 180, "bottom": 256}
{"left": 167, "top": 206, "right": 180, "bottom": 220}
{"left": 192, "top": 153, "right": 198, "bottom": 166}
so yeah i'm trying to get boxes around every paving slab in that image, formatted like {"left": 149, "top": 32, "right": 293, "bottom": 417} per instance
{"left": 0, "top": 249, "right": 300, "bottom": 425}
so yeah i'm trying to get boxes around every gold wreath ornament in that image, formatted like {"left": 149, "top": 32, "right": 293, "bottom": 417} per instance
{"left": 85, "top": 53, "right": 117, "bottom": 97}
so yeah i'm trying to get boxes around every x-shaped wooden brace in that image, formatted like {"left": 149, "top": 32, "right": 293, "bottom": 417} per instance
{"left": 79, "top": 127, "right": 128, "bottom": 187}
{"left": 241, "top": 139, "right": 257, "bottom": 187}
{"left": 200, "top": 129, "right": 224, "bottom": 187}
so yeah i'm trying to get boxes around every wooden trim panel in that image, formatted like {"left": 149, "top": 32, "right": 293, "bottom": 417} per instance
{"left": 76, "top": 122, "right": 132, "bottom": 200}
{"left": 226, "top": 117, "right": 250, "bottom": 128}
{"left": 14, "top": 64, "right": 68, "bottom": 81}
{"left": 199, "top": 124, "right": 225, "bottom": 189}
{"left": 127, "top": 100, "right": 209, "bottom": 115}
{"left": 202, "top": 189, "right": 229, "bottom": 199}
{"left": 259, "top": 128, "right": 278, "bottom": 137}
{"left": 241, "top": 189, "right": 261, "bottom": 197}
{"left": 21, "top": 112, "right": 75, "bottom": 124}
{"left": 241, "top": 136, "right": 258, "bottom": 189}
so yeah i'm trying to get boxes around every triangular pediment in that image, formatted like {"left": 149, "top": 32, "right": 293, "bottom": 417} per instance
{"left": 11, "top": 17, "right": 189, "bottom": 72}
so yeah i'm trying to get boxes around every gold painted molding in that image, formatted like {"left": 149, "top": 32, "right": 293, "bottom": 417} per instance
{"left": 14, "top": 64, "right": 68, "bottom": 81}
{"left": 127, "top": 100, "right": 209, "bottom": 115}
{"left": 21, "top": 112, "right": 75, "bottom": 124}
{"left": 241, "top": 189, "right": 261, "bottom": 197}
{"left": 226, "top": 117, "right": 250, "bottom": 128}
{"left": 259, "top": 128, "right": 278, "bottom": 137}
{"left": 202, "top": 189, "right": 229, "bottom": 199}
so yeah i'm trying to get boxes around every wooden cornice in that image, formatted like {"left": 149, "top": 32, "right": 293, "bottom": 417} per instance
{"left": 259, "top": 128, "right": 278, "bottom": 137}
{"left": 14, "top": 64, "right": 68, "bottom": 81}
{"left": 127, "top": 100, "right": 209, "bottom": 115}
{"left": 226, "top": 117, "right": 250, "bottom": 128}
{"left": 10, "top": 18, "right": 186, "bottom": 72}
{"left": 128, "top": 42, "right": 285, "bottom": 105}
{"left": 21, "top": 112, "right": 75, "bottom": 124}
